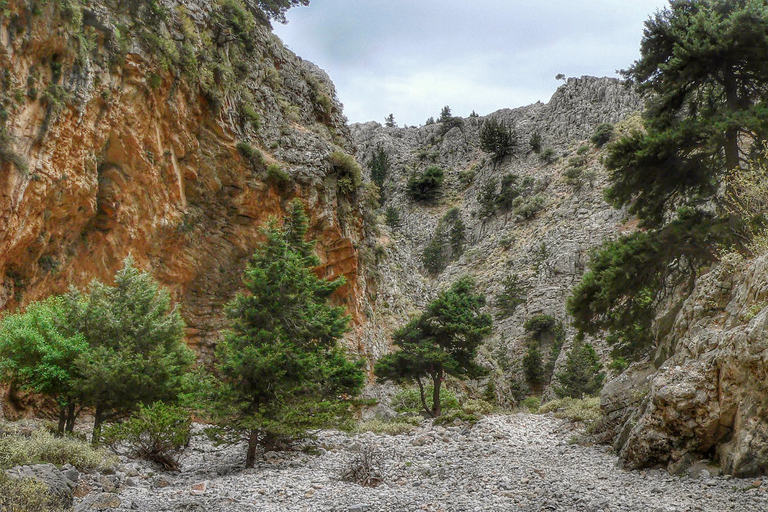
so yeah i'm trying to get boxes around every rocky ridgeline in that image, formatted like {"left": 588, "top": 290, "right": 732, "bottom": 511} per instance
{"left": 351, "top": 77, "right": 642, "bottom": 388}
{"left": 54, "top": 415, "right": 766, "bottom": 511}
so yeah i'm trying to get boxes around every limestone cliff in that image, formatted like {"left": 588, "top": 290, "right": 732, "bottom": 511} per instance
{"left": 0, "top": 0, "right": 369, "bottom": 362}
{"left": 602, "top": 251, "right": 768, "bottom": 477}
{"left": 351, "top": 77, "right": 643, "bottom": 398}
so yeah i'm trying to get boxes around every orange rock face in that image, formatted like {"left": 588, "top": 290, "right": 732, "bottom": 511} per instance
{"left": 0, "top": 0, "right": 368, "bottom": 358}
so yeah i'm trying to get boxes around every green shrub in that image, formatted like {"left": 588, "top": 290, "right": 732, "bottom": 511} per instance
{"left": 480, "top": 118, "right": 516, "bottom": 162}
{"left": 384, "top": 206, "right": 401, "bottom": 229}
{"left": 432, "top": 409, "right": 480, "bottom": 426}
{"left": 529, "top": 133, "right": 542, "bottom": 153}
{"left": 520, "top": 396, "right": 541, "bottom": 412}
{"left": 462, "top": 399, "right": 494, "bottom": 416}
{"left": 356, "top": 417, "right": 420, "bottom": 435}
{"left": 608, "top": 357, "right": 628, "bottom": 373}
{"left": 0, "top": 426, "right": 117, "bottom": 471}
{"left": 576, "top": 145, "right": 590, "bottom": 155}
{"left": 554, "top": 339, "right": 605, "bottom": 399}
{"left": 242, "top": 104, "right": 261, "bottom": 130}
{"left": 329, "top": 151, "right": 362, "bottom": 195}
{"left": 513, "top": 194, "right": 545, "bottom": 219}
{"left": 237, "top": 141, "right": 265, "bottom": 170}
{"left": 102, "top": 402, "right": 191, "bottom": 470}
{"left": 522, "top": 343, "right": 545, "bottom": 389}
{"left": 591, "top": 123, "right": 614, "bottom": 147}
{"left": 540, "top": 147, "right": 556, "bottom": 164}
{"left": 523, "top": 314, "right": 557, "bottom": 338}
{"left": 407, "top": 166, "right": 444, "bottom": 202}
{"left": 392, "top": 386, "right": 459, "bottom": 413}
{"left": 495, "top": 274, "right": 527, "bottom": 318}
{"left": 266, "top": 163, "right": 291, "bottom": 190}
{"left": 538, "top": 396, "right": 602, "bottom": 425}
{"left": 0, "top": 472, "right": 67, "bottom": 512}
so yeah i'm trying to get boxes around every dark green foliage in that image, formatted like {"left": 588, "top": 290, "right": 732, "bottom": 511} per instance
{"left": 522, "top": 343, "right": 545, "bottom": 390}
{"left": 407, "top": 166, "right": 444, "bottom": 202}
{"left": 254, "top": 0, "right": 309, "bottom": 24}
{"left": 385, "top": 113, "right": 396, "bottom": 128}
{"left": 63, "top": 259, "right": 194, "bottom": 444}
{"left": 540, "top": 147, "right": 556, "bottom": 164}
{"left": 241, "top": 104, "right": 261, "bottom": 130}
{"left": 554, "top": 339, "right": 605, "bottom": 399}
{"left": 524, "top": 314, "right": 556, "bottom": 338}
{"left": 0, "top": 297, "right": 88, "bottom": 434}
{"left": 103, "top": 402, "right": 191, "bottom": 470}
{"left": 421, "top": 208, "right": 466, "bottom": 274}
{"left": 374, "top": 277, "right": 492, "bottom": 417}
{"left": 529, "top": 132, "right": 543, "bottom": 153}
{"left": 495, "top": 274, "right": 527, "bottom": 318}
{"left": 480, "top": 118, "right": 517, "bottom": 163}
{"left": 0, "top": 472, "right": 68, "bottom": 512}
{"left": 385, "top": 206, "right": 401, "bottom": 229}
{"left": 607, "top": 0, "right": 768, "bottom": 228}
{"left": 439, "top": 106, "right": 452, "bottom": 122}
{"left": 512, "top": 194, "right": 545, "bottom": 219}
{"left": 425, "top": 116, "right": 435, "bottom": 125}
{"left": 211, "top": 200, "right": 364, "bottom": 467}
{"left": 591, "top": 123, "right": 614, "bottom": 147}
{"left": 266, "top": 163, "right": 291, "bottom": 191}
{"left": 567, "top": 209, "right": 733, "bottom": 358}
{"left": 477, "top": 180, "right": 499, "bottom": 219}
{"left": 237, "top": 141, "right": 265, "bottom": 170}
{"left": 329, "top": 151, "right": 362, "bottom": 195}
{"left": 368, "top": 147, "right": 390, "bottom": 194}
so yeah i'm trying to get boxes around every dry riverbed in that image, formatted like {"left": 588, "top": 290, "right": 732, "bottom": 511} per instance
{"left": 75, "top": 414, "right": 767, "bottom": 512}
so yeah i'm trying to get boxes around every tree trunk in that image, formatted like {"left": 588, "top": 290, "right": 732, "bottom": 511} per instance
{"left": 432, "top": 370, "right": 443, "bottom": 418}
{"left": 723, "top": 70, "right": 742, "bottom": 171}
{"left": 245, "top": 429, "right": 259, "bottom": 469}
{"left": 65, "top": 403, "right": 77, "bottom": 433}
{"left": 416, "top": 378, "right": 433, "bottom": 417}
{"left": 57, "top": 404, "right": 67, "bottom": 435}
{"left": 91, "top": 406, "right": 103, "bottom": 446}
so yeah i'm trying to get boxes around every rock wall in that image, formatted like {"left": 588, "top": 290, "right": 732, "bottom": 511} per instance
{"left": 351, "top": 77, "right": 643, "bottom": 396}
{"left": 603, "top": 252, "right": 768, "bottom": 477}
{"left": 0, "top": 0, "right": 369, "bottom": 360}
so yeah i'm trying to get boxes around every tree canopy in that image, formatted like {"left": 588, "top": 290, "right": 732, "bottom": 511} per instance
{"left": 374, "top": 277, "right": 492, "bottom": 417}
{"left": 211, "top": 200, "right": 364, "bottom": 467}
{"left": 569, "top": 0, "right": 768, "bottom": 357}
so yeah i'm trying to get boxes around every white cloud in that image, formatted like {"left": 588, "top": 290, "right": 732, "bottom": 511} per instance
{"left": 274, "top": 0, "right": 669, "bottom": 125}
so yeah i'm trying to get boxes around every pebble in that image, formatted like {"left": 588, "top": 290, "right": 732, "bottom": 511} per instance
{"left": 74, "top": 414, "right": 768, "bottom": 511}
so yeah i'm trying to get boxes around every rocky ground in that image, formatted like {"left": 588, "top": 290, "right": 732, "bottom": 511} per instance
{"left": 73, "top": 414, "right": 767, "bottom": 512}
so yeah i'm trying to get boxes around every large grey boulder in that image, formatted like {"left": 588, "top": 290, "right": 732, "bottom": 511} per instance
{"left": 5, "top": 463, "right": 79, "bottom": 507}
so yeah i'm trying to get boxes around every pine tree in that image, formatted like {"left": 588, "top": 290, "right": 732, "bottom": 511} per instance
{"left": 439, "top": 106, "right": 452, "bottom": 122}
{"left": 64, "top": 258, "right": 194, "bottom": 444}
{"left": 384, "top": 114, "right": 396, "bottom": 128}
{"left": 554, "top": 338, "right": 605, "bottom": 399}
{"left": 374, "top": 277, "right": 492, "bottom": 417}
{"left": 211, "top": 200, "right": 364, "bottom": 467}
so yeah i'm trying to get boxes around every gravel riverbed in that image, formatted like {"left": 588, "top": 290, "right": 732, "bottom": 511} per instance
{"left": 76, "top": 414, "right": 768, "bottom": 512}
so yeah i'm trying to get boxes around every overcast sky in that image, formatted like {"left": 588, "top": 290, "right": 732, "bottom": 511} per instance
{"left": 273, "top": 0, "right": 669, "bottom": 126}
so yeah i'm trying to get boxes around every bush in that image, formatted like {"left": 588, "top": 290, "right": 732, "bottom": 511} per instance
{"left": 529, "top": 133, "right": 542, "bottom": 153}
{"left": 356, "top": 417, "right": 420, "bottom": 435}
{"left": 513, "top": 194, "right": 545, "bottom": 219}
{"left": 384, "top": 206, "right": 401, "bottom": 229}
{"left": 520, "top": 396, "right": 541, "bottom": 412}
{"left": 340, "top": 444, "right": 383, "bottom": 487}
{"left": 462, "top": 399, "right": 494, "bottom": 416}
{"left": 0, "top": 426, "right": 117, "bottom": 471}
{"left": 480, "top": 118, "right": 516, "bottom": 162}
{"left": 329, "top": 151, "right": 362, "bottom": 194}
{"left": 392, "top": 386, "right": 459, "bottom": 413}
{"left": 495, "top": 274, "right": 527, "bottom": 318}
{"left": 522, "top": 343, "right": 545, "bottom": 389}
{"left": 237, "top": 141, "right": 265, "bottom": 170}
{"left": 241, "top": 104, "right": 261, "bottom": 130}
{"left": 540, "top": 147, "right": 556, "bottom": 164}
{"left": 554, "top": 339, "right": 605, "bottom": 399}
{"left": 538, "top": 396, "right": 602, "bottom": 425}
{"left": 266, "top": 163, "right": 291, "bottom": 191}
{"left": 591, "top": 123, "right": 614, "bottom": 147}
{"left": 0, "top": 472, "right": 68, "bottom": 512}
{"left": 523, "top": 314, "right": 557, "bottom": 338}
{"left": 102, "top": 402, "right": 191, "bottom": 470}
{"left": 407, "top": 166, "right": 444, "bottom": 202}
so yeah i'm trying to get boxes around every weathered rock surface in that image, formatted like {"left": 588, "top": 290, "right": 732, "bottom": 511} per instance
{"left": 0, "top": 0, "right": 370, "bottom": 393}
{"left": 5, "top": 463, "right": 79, "bottom": 507}
{"left": 351, "top": 76, "right": 642, "bottom": 393}
{"left": 605, "top": 253, "right": 768, "bottom": 476}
